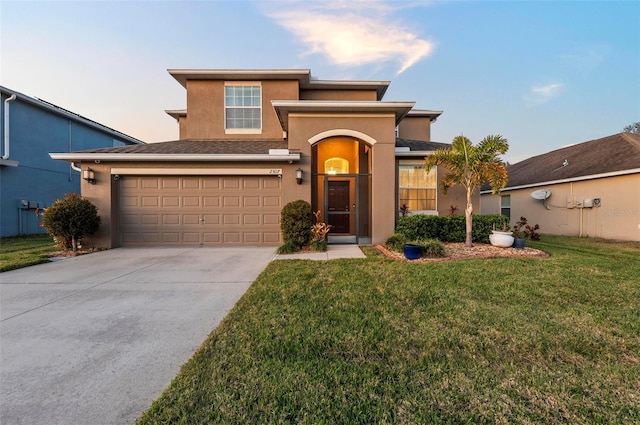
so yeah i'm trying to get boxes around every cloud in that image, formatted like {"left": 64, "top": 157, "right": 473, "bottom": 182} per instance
{"left": 524, "top": 82, "right": 564, "bottom": 106}
{"left": 267, "top": 2, "right": 434, "bottom": 75}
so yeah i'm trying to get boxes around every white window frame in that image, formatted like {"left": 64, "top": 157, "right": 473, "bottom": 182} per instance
{"left": 501, "top": 194, "right": 511, "bottom": 219}
{"left": 398, "top": 160, "right": 438, "bottom": 214}
{"left": 224, "top": 82, "right": 262, "bottom": 134}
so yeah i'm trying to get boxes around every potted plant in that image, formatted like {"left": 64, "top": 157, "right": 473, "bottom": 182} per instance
{"left": 403, "top": 243, "right": 423, "bottom": 260}
{"left": 489, "top": 223, "right": 514, "bottom": 248}
{"left": 512, "top": 217, "right": 527, "bottom": 249}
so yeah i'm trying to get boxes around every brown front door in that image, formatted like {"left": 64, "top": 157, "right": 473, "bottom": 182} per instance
{"left": 328, "top": 180, "right": 350, "bottom": 234}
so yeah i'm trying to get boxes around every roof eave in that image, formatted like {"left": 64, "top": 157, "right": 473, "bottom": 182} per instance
{"left": 168, "top": 69, "right": 312, "bottom": 88}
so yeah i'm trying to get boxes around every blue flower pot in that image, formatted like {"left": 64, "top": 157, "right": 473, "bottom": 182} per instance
{"left": 513, "top": 238, "right": 526, "bottom": 249}
{"left": 403, "top": 244, "right": 422, "bottom": 260}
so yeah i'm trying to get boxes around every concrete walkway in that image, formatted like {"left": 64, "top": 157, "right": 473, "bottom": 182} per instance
{"left": 273, "top": 244, "right": 366, "bottom": 260}
{"left": 0, "top": 247, "right": 275, "bottom": 425}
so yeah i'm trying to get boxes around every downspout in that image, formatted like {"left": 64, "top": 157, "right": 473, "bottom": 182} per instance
{"left": 3, "top": 94, "right": 17, "bottom": 160}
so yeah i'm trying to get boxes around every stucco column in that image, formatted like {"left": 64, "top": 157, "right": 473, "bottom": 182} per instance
{"left": 371, "top": 141, "right": 396, "bottom": 244}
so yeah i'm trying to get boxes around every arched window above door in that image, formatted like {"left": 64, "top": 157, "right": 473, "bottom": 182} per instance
{"left": 324, "top": 157, "right": 349, "bottom": 175}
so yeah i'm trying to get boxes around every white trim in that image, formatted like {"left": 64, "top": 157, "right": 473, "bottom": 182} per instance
{"left": 480, "top": 168, "right": 640, "bottom": 194}
{"left": 224, "top": 83, "right": 262, "bottom": 132}
{"left": 49, "top": 153, "right": 301, "bottom": 162}
{"left": 110, "top": 168, "right": 283, "bottom": 176}
{"left": 224, "top": 128, "right": 262, "bottom": 135}
{"left": 308, "top": 129, "right": 378, "bottom": 146}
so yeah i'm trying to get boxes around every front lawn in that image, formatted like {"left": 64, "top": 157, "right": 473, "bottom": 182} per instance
{"left": 0, "top": 234, "right": 57, "bottom": 272}
{"left": 138, "top": 236, "right": 640, "bottom": 424}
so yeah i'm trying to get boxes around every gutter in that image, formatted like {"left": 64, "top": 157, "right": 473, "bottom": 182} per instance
{"left": 49, "top": 152, "right": 302, "bottom": 162}
{"left": 2, "top": 94, "right": 17, "bottom": 162}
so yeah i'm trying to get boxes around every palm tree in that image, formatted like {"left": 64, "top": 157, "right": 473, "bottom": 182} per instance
{"left": 425, "top": 135, "right": 509, "bottom": 247}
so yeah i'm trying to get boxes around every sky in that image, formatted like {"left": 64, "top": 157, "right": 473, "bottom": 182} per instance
{"left": 2, "top": 0, "right": 639, "bottom": 163}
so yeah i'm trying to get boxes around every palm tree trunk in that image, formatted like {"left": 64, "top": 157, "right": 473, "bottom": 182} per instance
{"left": 465, "top": 186, "right": 473, "bottom": 247}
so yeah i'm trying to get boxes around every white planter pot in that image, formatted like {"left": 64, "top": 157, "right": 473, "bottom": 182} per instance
{"left": 489, "top": 231, "right": 514, "bottom": 247}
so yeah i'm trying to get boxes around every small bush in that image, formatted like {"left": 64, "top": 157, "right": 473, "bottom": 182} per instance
{"left": 416, "top": 238, "right": 446, "bottom": 258}
{"left": 310, "top": 239, "right": 328, "bottom": 252}
{"left": 280, "top": 200, "right": 313, "bottom": 249}
{"left": 42, "top": 193, "right": 100, "bottom": 251}
{"left": 277, "top": 240, "right": 299, "bottom": 254}
{"left": 385, "top": 233, "right": 408, "bottom": 252}
{"left": 396, "top": 214, "right": 507, "bottom": 244}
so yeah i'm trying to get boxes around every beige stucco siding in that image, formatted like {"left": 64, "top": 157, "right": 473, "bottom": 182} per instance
{"left": 287, "top": 114, "right": 397, "bottom": 244}
{"left": 480, "top": 173, "right": 640, "bottom": 241}
{"left": 185, "top": 80, "right": 298, "bottom": 140}
{"left": 397, "top": 116, "right": 431, "bottom": 141}
{"left": 299, "top": 89, "right": 378, "bottom": 101}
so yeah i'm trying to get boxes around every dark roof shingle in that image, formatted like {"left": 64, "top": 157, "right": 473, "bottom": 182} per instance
{"left": 74, "top": 139, "right": 290, "bottom": 155}
{"left": 505, "top": 132, "right": 640, "bottom": 188}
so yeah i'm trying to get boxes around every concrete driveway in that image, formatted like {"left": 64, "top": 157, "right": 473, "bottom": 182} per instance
{"left": 0, "top": 247, "right": 276, "bottom": 425}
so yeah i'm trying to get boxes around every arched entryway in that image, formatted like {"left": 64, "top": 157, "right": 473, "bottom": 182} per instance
{"left": 311, "top": 135, "right": 373, "bottom": 244}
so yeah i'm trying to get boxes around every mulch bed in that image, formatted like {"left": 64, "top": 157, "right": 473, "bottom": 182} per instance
{"left": 375, "top": 243, "right": 549, "bottom": 263}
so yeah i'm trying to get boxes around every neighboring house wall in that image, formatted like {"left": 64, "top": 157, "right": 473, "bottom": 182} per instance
{"left": 481, "top": 174, "right": 640, "bottom": 241}
{"left": 0, "top": 88, "right": 142, "bottom": 237}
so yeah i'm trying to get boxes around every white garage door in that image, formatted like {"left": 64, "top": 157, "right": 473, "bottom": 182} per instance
{"left": 119, "top": 175, "right": 282, "bottom": 246}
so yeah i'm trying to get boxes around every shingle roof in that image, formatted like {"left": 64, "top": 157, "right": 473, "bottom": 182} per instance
{"left": 71, "top": 138, "right": 449, "bottom": 156}
{"left": 73, "top": 139, "right": 290, "bottom": 155}
{"left": 395, "top": 138, "right": 451, "bottom": 151}
{"left": 504, "top": 132, "right": 640, "bottom": 188}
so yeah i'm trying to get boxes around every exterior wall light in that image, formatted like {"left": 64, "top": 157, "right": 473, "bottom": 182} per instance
{"left": 295, "top": 167, "right": 303, "bottom": 185}
{"left": 83, "top": 168, "right": 96, "bottom": 184}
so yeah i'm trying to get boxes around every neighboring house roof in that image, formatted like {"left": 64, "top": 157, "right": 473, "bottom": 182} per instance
{"left": 484, "top": 132, "right": 640, "bottom": 192}
{"left": 167, "top": 69, "right": 390, "bottom": 100}
{"left": 0, "top": 86, "right": 145, "bottom": 145}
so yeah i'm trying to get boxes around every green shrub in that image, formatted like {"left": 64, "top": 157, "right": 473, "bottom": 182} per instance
{"left": 415, "top": 238, "right": 446, "bottom": 257}
{"left": 396, "top": 214, "right": 507, "bottom": 244}
{"left": 310, "top": 239, "right": 328, "bottom": 252}
{"left": 280, "top": 200, "right": 313, "bottom": 249}
{"left": 42, "top": 193, "right": 100, "bottom": 251}
{"left": 277, "top": 240, "right": 299, "bottom": 254}
{"left": 385, "top": 233, "right": 407, "bottom": 252}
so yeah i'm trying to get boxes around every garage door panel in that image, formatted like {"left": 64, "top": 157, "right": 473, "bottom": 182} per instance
{"left": 203, "top": 196, "right": 220, "bottom": 207}
{"left": 223, "top": 196, "right": 240, "bottom": 207}
{"left": 202, "top": 214, "right": 220, "bottom": 224}
{"left": 264, "top": 214, "right": 279, "bottom": 225}
{"left": 163, "top": 178, "right": 180, "bottom": 189}
{"left": 223, "top": 232, "right": 241, "bottom": 243}
{"left": 243, "top": 196, "right": 260, "bottom": 207}
{"left": 120, "top": 175, "right": 281, "bottom": 246}
{"left": 243, "top": 178, "right": 260, "bottom": 189}
{"left": 163, "top": 215, "right": 180, "bottom": 225}
{"left": 263, "top": 196, "right": 281, "bottom": 207}
{"left": 141, "top": 215, "right": 159, "bottom": 225}
{"left": 141, "top": 178, "right": 160, "bottom": 189}
{"left": 244, "top": 214, "right": 260, "bottom": 225}
{"left": 162, "top": 197, "right": 180, "bottom": 207}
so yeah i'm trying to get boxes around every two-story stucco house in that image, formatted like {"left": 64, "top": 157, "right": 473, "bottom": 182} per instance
{"left": 50, "top": 69, "right": 472, "bottom": 248}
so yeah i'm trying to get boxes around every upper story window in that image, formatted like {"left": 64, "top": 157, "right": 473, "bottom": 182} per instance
{"left": 224, "top": 83, "right": 261, "bottom": 133}
{"left": 399, "top": 163, "right": 437, "bottom": 212}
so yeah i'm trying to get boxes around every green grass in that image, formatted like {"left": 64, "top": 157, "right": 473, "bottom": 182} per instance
{"left": 0, "top": 234, "right": 57, "bottom": 272}
{"left": 138, "top": 236, "right": 640, "bottom": 424}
